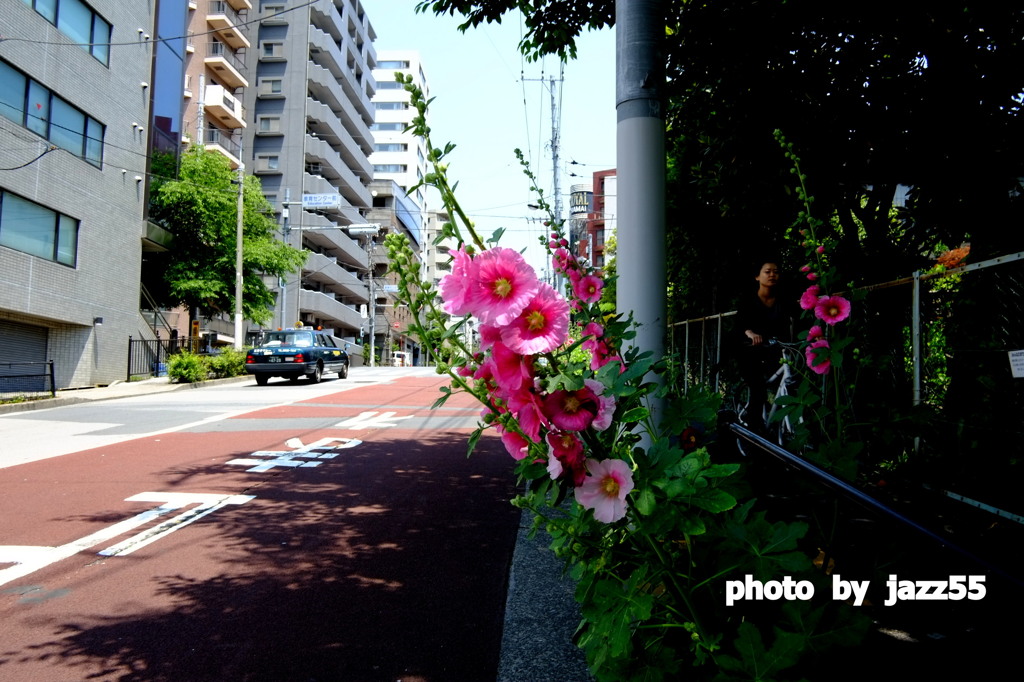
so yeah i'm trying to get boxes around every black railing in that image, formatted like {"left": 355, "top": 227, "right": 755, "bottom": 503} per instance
{"left": 126, "top": 337, "right": 196, "bottom": 380}
{"left": 726, "top": 419, "right": 1024, "bottom": 589}
{"left": 0, "top": 361, "right": 56, "bottom": 398}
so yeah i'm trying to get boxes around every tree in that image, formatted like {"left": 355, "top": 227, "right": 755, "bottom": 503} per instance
{"left": 149, "top": 147, "right": 306, "bottom": 325}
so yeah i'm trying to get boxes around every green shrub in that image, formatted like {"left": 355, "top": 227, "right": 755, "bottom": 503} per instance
{"left": 168, "top": 351, "right": 208, "bottom": 383}
{"left": 206, "top": 348, "right": 248, "bottom": 378}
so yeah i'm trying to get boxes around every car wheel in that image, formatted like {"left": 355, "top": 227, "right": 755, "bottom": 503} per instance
{"left": 339, "top": 363, "right": 349, "bottom": 379}
{"left": 255, "top": 374, "right": 269, "bottom": 386}
{"left": 308, "top": 362, "right": 323, "bottom": 383}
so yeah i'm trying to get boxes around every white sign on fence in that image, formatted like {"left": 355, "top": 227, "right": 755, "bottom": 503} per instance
{"left": 1009, "top": 349, "right": 1024, "bottom": 378}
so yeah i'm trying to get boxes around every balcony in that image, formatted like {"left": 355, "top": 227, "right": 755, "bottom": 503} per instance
{"left": 303, "top": 252, "right": 367, "bottom": 300}
{"left": 207, "top": 1, "right": 250, "bottom": 50}
{"left": 204, "top": 40, "right": 248, "bottom": 89}
{"left": 204, "top": 126, "right": 242, "bottom": 168}
{"left": 225, "top": 0, "right": 251, "bottom": 10}
{"left": 204, "top": 84, "right": 246, "bottom": 129}
{"left": 299, "top": 290, "right": 364, "bottom": 333}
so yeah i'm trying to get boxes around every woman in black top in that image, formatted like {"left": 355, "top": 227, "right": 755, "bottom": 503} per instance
{"left": 733, "top": 261, "right": 795, "bottom": 431}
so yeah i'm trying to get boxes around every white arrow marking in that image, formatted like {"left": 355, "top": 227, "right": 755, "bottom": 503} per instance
{"left": 332, "top": 411, "right": 412, "bottom": 430}
{"left": 0, "top": 492, "right": 254, "bottom": 586}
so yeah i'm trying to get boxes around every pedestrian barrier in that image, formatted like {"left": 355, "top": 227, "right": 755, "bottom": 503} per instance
{"left": 0, "top": 360, "right": 56, "bottom": 400}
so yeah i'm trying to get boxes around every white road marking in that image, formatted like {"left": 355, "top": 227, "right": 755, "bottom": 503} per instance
{"left": 226, "top": 437, "right": 362, "bottom": 472}
{"left": 0, "top": 492, "right": 254, "bottom": 586}
{"left": 333, "top": 411, "right": 412, "bottom": 430}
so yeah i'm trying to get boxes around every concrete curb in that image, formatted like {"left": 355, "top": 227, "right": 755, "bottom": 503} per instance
{"left": 0, "top": 375, "right": 253, "bottom": 416}
{"left": 498, "top": 510, "right": 592, "bottom": 682}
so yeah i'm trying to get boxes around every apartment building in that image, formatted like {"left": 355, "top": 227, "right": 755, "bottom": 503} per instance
{"left": 363, "top": 179, "right": 421, "bottom": 364}
{"left": 583, "top": 169, "right": 616, "bottom": 269}
{"left": 369, "top": 50, "right": 430, "bottom": 217}
{"left": 243, "top": 0, "right": 378, "bottom": 339}
{"left": 1, "top": 0, "right": 155, "bottom": 388}
{"left": 183, "top": 0, "right": 251, "bottom": 169}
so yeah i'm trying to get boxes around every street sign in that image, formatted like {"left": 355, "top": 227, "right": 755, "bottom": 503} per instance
{"left": 383, "top": 284, "right": 399, "bottom": 293}
{"left": 301, "top": 193, "right": 341, "bottom": 210}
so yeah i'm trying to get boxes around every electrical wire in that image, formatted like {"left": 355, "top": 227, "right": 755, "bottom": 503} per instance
{"left": 0, "top": 2, "right": 317, "bottom": 51}
{"left": 0, "top": 144, "right": 57, "bottom": 171}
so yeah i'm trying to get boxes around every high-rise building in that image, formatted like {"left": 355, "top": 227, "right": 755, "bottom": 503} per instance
{"left": 1, "top": 0, "right": 156, "bottom": 389}
{"left": 584, "top": 169, "right": 616, "bottom": 269}
{"left": 183, "top": 0, "right": 252, "bottom": 170}
{"left": 370, "top": 51, "right": 430, "bottom": 218}
{"left": 243, "top": 0, "right": 378, "bottom": 339}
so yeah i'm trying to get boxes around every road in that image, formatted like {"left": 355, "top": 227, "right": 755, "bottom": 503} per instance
{"left": 0, "top": 367, "right": 522, "bottom": 681}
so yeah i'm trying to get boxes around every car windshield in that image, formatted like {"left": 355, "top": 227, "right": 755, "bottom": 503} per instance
{"left": 262, "top": 331, "right": 314, "bottom": 347}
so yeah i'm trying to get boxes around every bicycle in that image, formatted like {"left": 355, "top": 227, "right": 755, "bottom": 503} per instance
{"left": 722, "top": 339, "right": 804, "bottom": 456}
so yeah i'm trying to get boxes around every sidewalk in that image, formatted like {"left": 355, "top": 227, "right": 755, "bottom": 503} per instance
{"left": 1, "top": 372, "right": 592, "bottom": 680}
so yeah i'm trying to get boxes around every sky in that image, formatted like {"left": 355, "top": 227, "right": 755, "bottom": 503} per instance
{"left": 367, "top": 3, "right": 617, "bottom": 273}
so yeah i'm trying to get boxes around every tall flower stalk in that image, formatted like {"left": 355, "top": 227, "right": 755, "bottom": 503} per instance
{"left": 383, "top": 81, "right": 862, "bottom": 681}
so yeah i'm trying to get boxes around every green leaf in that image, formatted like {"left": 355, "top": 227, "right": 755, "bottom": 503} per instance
{"left": 690, "top": 487, "right": 737, "bottom": 513}
{"left": 622, "top": 406, "right": 650, "bottom": 423}
{"left": 635, "top": 487, "right": 657, "bottom": 516}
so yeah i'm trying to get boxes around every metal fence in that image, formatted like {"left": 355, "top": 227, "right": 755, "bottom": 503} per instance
{"left": 0, "top": 361, "right": 56, "bottom": 400}
{"left": 126, "top": 337, "right": 197, "bottom": 381}
{"left": 673, "top": 250, "right": 1024, "bottom": 410}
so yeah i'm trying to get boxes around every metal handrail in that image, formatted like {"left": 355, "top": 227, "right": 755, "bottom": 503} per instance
{"left": 726, "top": 419, "right": 1024, "bottom": 588}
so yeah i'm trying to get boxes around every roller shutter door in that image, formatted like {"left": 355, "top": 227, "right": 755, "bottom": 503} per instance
{"left": 0, "top": 320, "right": 49, "bottom": 392}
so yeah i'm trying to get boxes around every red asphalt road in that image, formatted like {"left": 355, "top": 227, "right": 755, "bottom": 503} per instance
{"left": 0, "top": 377, "right": 520, "bottom": 681}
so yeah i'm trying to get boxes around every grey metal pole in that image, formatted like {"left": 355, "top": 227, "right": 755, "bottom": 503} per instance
{"left": 233, "top": 164, "right": 245, "bottom": 349}
{"left": 616, "top": 0, "right": 666, "bottom": 420}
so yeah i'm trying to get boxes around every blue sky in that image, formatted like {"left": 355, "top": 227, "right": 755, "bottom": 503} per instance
{"left": 368, "top": 4, "right": 616, "bottom": 272}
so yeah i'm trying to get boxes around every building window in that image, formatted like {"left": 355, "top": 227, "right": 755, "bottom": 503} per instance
{"left": 256, "top": 115, "right": 281, "bottom": 134}
{"left": 260, "top": 41, "right": 285, "bottom": 60}
{"left": 374, "top": 101, "right": 408, "bottom": 110}
{"left": 378, "top": 60, "right": 409, "bottom": 69}
{"left": 370, "top": 122, "right": 404, "bottom": 131}
{"left": 374, "top": 143, "right": 407, "bottom": 152}
{"left": 374, "top": 164, "right": 407, "bottom": 173}
{"left": 255, "top": 154, "right": 281, "bottom": 173}
{"left": 22, "top": 0, "right": 111, "bottom": 65}
{"left": 257, "top": 78, "right": 284, "bottom": 97}
{"left": 377, "top": 81, "right": 403, "bottom": 90}
{"left": 0, "top": 59, "right": 104, "bottom": 167}
{"left": 0, "top": 189, "right": 79, "bottom": 266}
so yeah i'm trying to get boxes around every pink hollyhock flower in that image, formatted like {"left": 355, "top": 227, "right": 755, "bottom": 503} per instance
{"left": 487, "top": 341, "right": 531, "bottom": 393}
{"left": 439, "top": 247, "right": 478, "bottom": 316}
{"left": 499, "top": 428, "right": 531, "bottom": 460}
{"left": 800, "top": 265, "right": 811, "bottom": 273}
{"left": 816, "top": 245, "right": 826, "bottom": 254}
{"left": 799, "top": 285, "right": 821, "bottom": 310}
{"left": 474, "top": 247, "right": 540, "bottom": 325}
{"left": 806, "top": 325, "right": 825, "bottom": 342}
{"left": 507, "top": 385, "right": 548, "bottom": 442}
{"left": 476, "top": 323, "right": 502, "bottom": 351}
{"left": 805, "top": 339, "right": 831, "bottom": 374}
{"left": 806, "top": 272, "right": 818, "bottom": 281}
{"left": 546, "top": 452, "right": 564, "bottom": 480}
{"left": 500, "top": 283, "right": 570, "bottom": 354}
{"left": 584, "top": 379, "right": 616, "bottom": 432}
{"left": 575, "top": 458, "right": 634, "bottom": 523}
{"left": 573, "top": 275, "right": 603, "bottom": 304}
{"left": 814, "top": 295, "right": 851, "bottom": 325}
{"left": 546, "top": 431, "right": 586, "bottom": 485}
{"left": 544, "top": 386, "right": 600, "bottom": 431}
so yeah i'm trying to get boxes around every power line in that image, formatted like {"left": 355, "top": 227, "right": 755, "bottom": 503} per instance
{"left": 0, "top": 2, "right": 317, "bottom": 51}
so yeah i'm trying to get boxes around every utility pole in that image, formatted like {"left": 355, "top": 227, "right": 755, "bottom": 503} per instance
{"left": 348, "top": 224, "right": 381, "bottom": 367}
{"left": 233, "top": 163, "right": 245, "bottom": 349}
{"left": 617, "top": 1, "right": 666, "bottom": 426}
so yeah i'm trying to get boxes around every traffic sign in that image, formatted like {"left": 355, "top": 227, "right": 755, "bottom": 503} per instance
{"left": 301, "top": 193, "right": 341, "bottom": 209}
